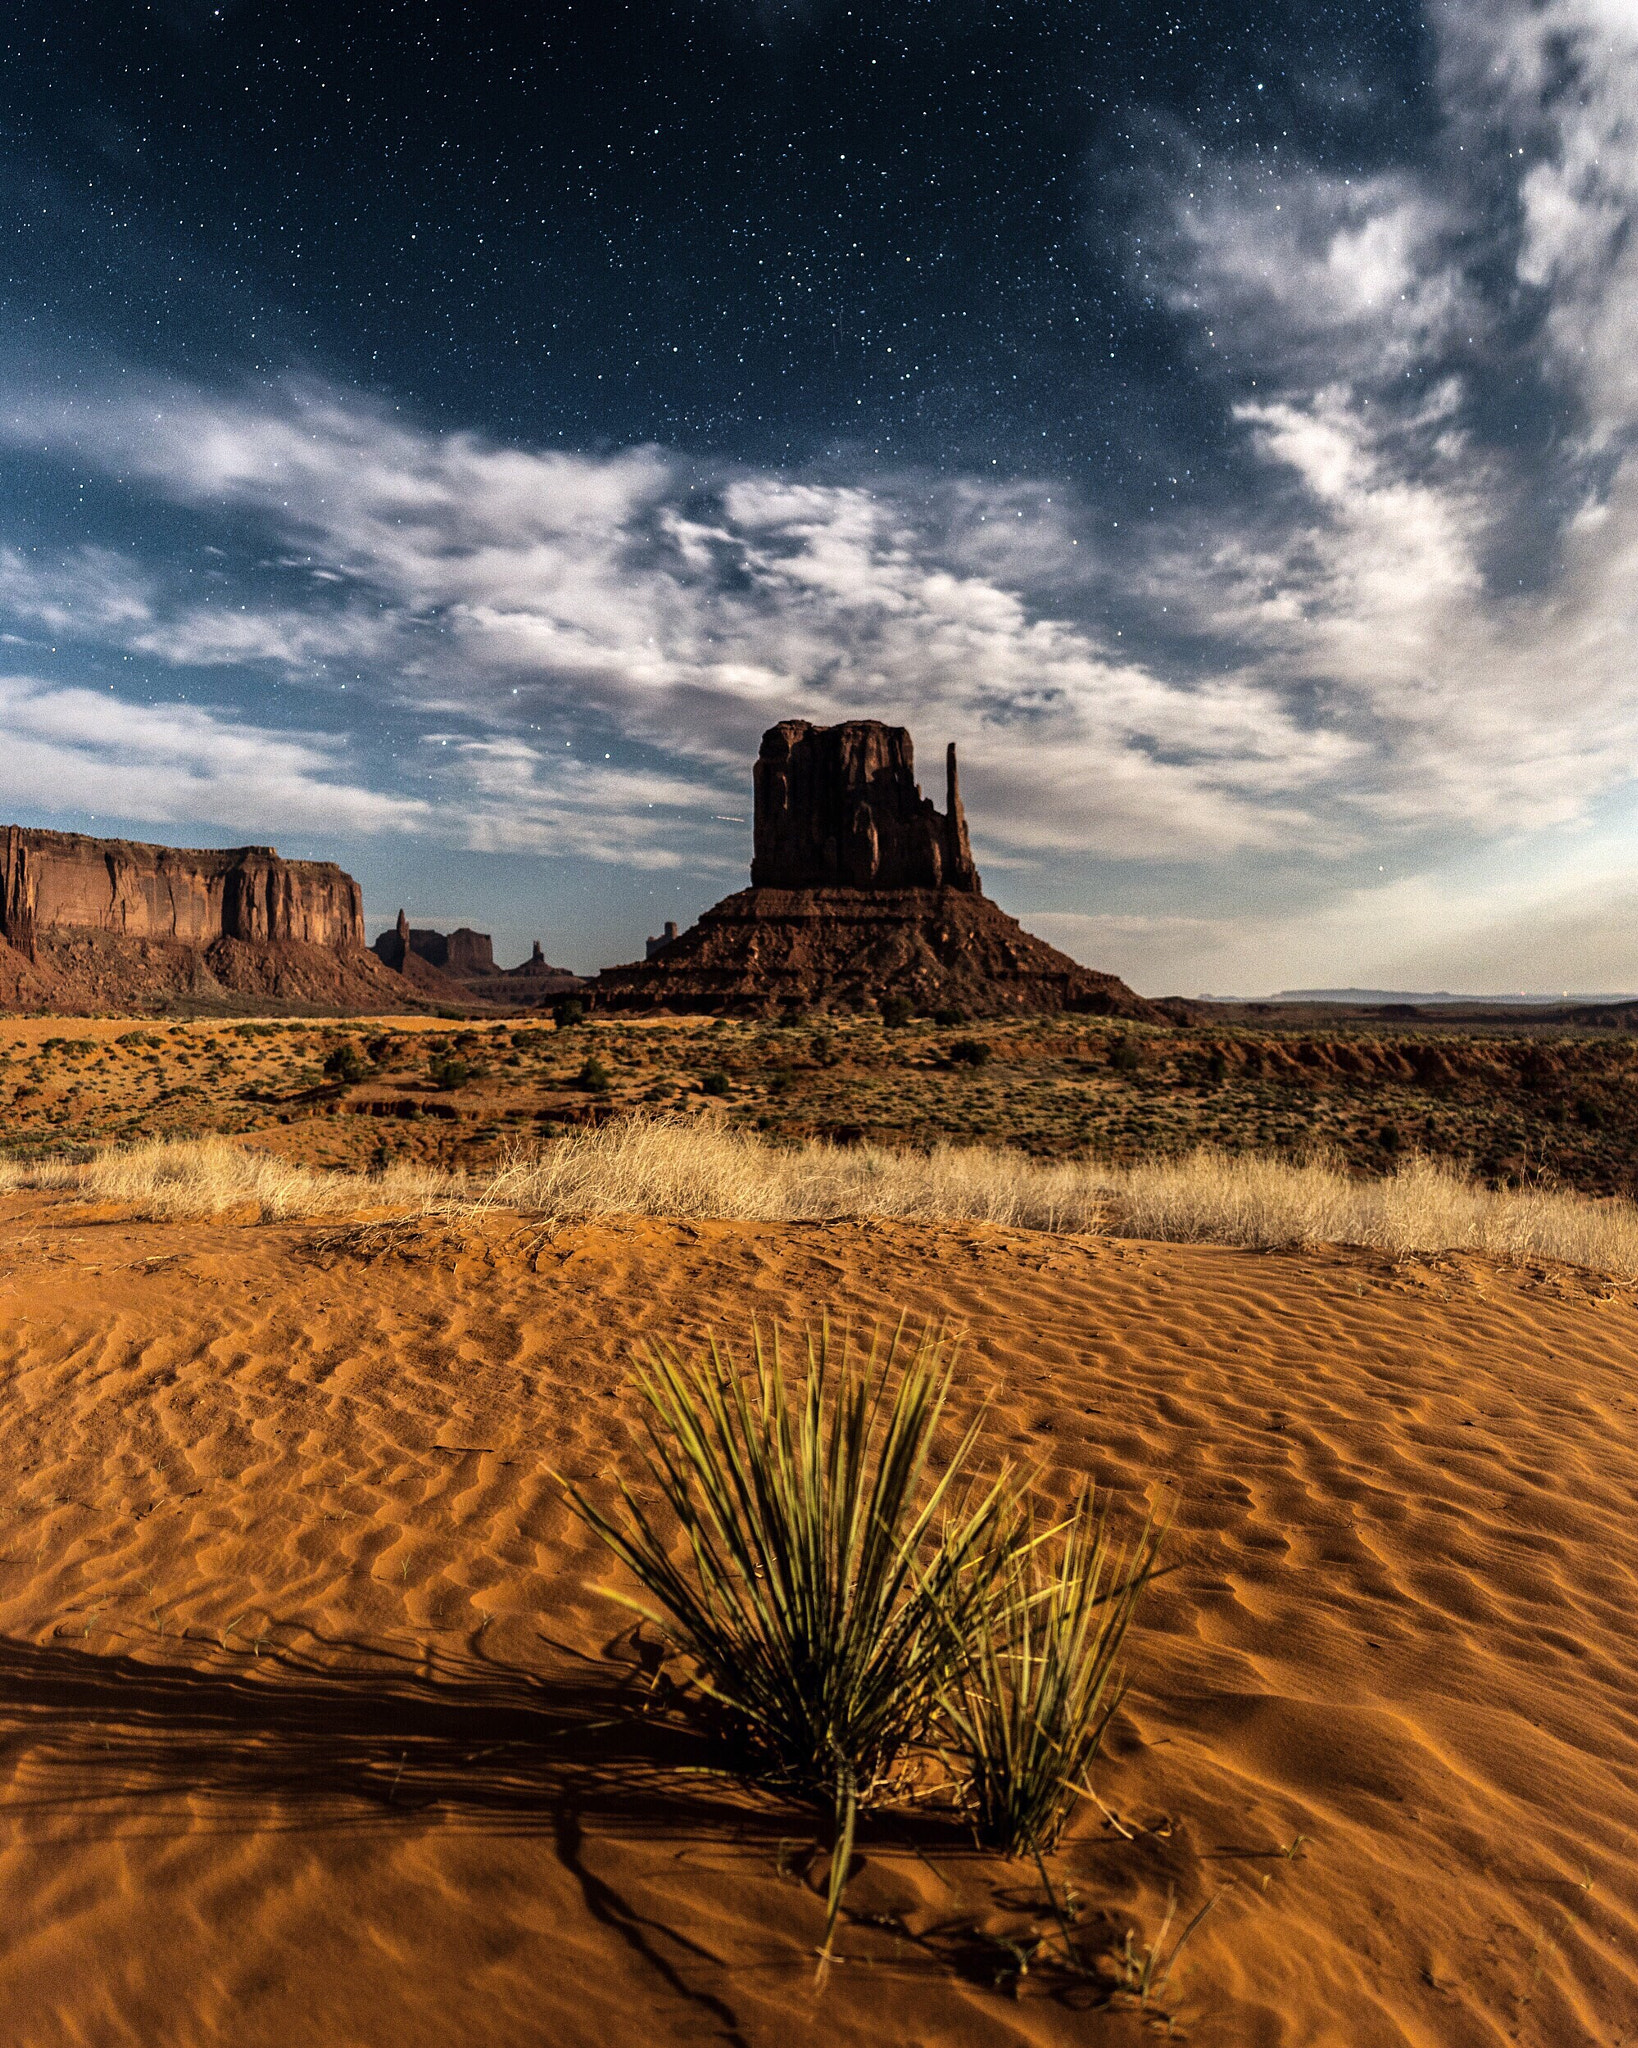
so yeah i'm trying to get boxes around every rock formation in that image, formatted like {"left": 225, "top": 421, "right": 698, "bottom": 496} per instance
{"left": 1, "top": 827, "right": 363, "bottom": 953}
{"left": 0, "top": 826, "right": 411, "bottom": 1014}
{"left": 752, "top": 720, "right": 979, "bottom": 892}
{"left": 596, "top": 719, "right": 1165, "bottom": 1020}
{"left": 373, "top": 913, "right": 583, "bottom": 1003}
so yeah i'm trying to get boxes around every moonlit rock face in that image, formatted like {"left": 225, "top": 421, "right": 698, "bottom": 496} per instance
{"left": 750, "top": 719, "right": 980, "bottom": 895}
{"left": 0, "top": 827, "right": 364, "bottom": 955}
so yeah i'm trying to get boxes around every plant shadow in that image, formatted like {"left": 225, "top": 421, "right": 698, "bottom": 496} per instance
{"left": 0, "top": 1627, "right": 773, "bottom": 1845}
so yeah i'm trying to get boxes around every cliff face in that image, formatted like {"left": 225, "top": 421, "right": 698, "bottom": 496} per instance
{"left": 751, "top": 720, "right": 980, "bottom": 893}
{"left": 0, "top": 828, "right": 364, "bottom": 955}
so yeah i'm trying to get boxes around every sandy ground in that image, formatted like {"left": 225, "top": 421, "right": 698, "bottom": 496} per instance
{"left": 0, "top": 1195, "right": 1634, "bottom": 2046}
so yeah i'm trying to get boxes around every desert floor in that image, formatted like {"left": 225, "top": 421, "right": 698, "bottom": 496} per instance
{"left": 0, "top": 1194, "right": 1634, "bottom": 2046}
{"left": 8, "top": 1006, "right": 1638, "bottom": 1194}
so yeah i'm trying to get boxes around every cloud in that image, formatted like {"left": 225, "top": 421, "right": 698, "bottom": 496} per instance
{"left": 0, "top": 375, "right": 1360, "bottom": 863}
{"left": 0, "top": 674, "right": 428, "bottom": 839}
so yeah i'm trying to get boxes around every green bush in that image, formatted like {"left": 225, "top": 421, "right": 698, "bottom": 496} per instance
{"left": 553, "top": 997, "right": 586, "bottom": 1029}
{"left": 1108, "top": 1035, "right": 1143, "bottom": 1073}
{"left": 700, "top": 1070, "right": 731, "bottom": 1097}
{"left": 949, "top": 1038, "right": 992, "bottom": 1067}
{"left": 933, "top": 1006, "right": 967, "bottom": 1027}
{"left": 322, "top": 1042, "right": 370, "bottom": 1085}
{"left": 943, "top": 1486, "right": 1166, "bottom": 1856}
{"left": 578, "top": 1055, "right": 611, "bottom": 1093}
{"left": 879, "top": 993, "right": 914, "bottom": 1029}
{"left": 427, "top": 1054, "right": 473, "bottom": 1090}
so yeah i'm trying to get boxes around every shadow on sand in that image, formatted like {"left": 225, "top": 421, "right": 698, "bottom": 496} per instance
{"left": 0, "top": 1626, "right": 762, "bottom": 1842}
{"left": 0, "top": 1630, "right": 1159, "bottom": 2032}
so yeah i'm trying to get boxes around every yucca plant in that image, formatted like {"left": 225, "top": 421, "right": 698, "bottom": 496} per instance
{"left": 943, "top": 1485, "right": 1167, "bottom": 1860}
{"left": 563, "top": 1316, "right": 1022, "bottom": 1952}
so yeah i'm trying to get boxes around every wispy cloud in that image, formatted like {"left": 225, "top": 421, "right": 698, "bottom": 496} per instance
{"left": 0, "top": 673, "right": 427, "bottom": 838}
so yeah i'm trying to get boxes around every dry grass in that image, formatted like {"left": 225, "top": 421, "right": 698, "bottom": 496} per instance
{"left": 0, "top": 1136, "right": 449, "bottom": 1223}
{"left": 5, "top": 1117, "right": 1638, "bottom": 1275}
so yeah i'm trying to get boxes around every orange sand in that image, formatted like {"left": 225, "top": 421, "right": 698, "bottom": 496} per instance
{"left": 0, "top": 1196, "right": 1634, "bottom": 2045}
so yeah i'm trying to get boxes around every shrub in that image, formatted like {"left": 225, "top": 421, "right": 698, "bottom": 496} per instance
{"left": 949, "top": 1038, "right": 992, "bottom": 1067}
{"left": 943, "top": 1486, "right": 1166, "bottom": 1857}
{"left": 700, "top": 1070, "right": 732, "bottom": 1097}
{"left": 879, "top": 993, "right": 915, "bottom": 1029}
{"left": 323, "top": 1042, "right": 370, "bottom": 1085}
{"left": 578, "top": 1056, "right": 612, "bottom": 1093}
{"left": 1108, "top": 1036, "right": 1143, "bottom": 1073}
{"left": 553, "top": 997, "right": 586, "bottom": 1029}
{"left": 427, "top": 1054, "right": 473, "bottom": 1090}
{"left": 933, "top": 1007, "right": 967, "bottom": 1027}
{"left": 562, "top": 1320, "right": 1023, "bottom": 1953}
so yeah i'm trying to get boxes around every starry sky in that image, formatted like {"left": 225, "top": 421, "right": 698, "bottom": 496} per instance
{"left": 3, "top": 0, "right": 1636, "bottom": 994}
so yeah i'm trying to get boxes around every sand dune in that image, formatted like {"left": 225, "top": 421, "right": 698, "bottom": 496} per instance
{"left": 0, "top": 1190, "right": 1634, "bottom": 2044}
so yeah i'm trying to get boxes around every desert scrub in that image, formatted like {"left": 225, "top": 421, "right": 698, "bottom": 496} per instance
{"left": 563, "top": 1318, "right": 1025, "bottom": 1952}
{"left": 942, "top": 1484, "right": 1167, "bottom": 1856}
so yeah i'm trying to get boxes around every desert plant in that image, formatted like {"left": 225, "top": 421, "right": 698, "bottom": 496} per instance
{"left": 879, "top": 994, "right": 915, "bottom": 1028}
{"left": 578, "top": 1055, "right": 612, "bottom": 1093}
{"left": 1108, "top": 1035, "right": 1142, "bottom": 1073}
{"left": 562, "top": 1319, "right": 1024, "bottom": 1952}
{"left": 949, "top": 1038, "right": 992, "bottom": 1067}
{"left": 427, "top": 1053, "right": 473, "bottom": 1090}
{"left": 322, "top": 1041, "right": 370, "bottom": 1085}
{"left": 554, "top": 997, "right": 586, "bottom": 1029}
{"left": 942, "top": 1485, "right": 1167, "bottom": 1857}
{"left": 1110, "top": 1889, "right": 1222, "bottom": 2012}
{"left": 699, "top": 1069, "right": 732, "bottom": 1097}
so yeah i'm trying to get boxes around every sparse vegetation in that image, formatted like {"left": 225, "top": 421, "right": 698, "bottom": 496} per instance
{"left": 7, "top": 1112, "right": 1638, "bottom": 1271}
{"left": 563, "top": 1319, "right": 1096, "bottom": 1955}
{"left": 943, "top": 1485, "right": 1167, "bottom": 1857}
{"left": 322, "top": 1041, "right": 370, "bottom": 1085}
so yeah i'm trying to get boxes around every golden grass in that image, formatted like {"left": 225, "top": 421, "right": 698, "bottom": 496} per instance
{"left": 5, "top": 1117, "right": 1638, "bottom": 1275}
{"left": 0, "top": 1136, "right": 449, "bottom": 1223}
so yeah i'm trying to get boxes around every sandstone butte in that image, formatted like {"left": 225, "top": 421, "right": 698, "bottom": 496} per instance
{"left": 0, "top": 827, "right": 416, "bottom": 1014}
{"left": 595, "top": 718, "right": 1171, "bottom": 1020}
{"left": 371, "top": 908, "right": 582, "bottom": 1003}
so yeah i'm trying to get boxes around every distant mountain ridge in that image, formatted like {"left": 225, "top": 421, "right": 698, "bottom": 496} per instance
{"left": 1265, "top": 988, "right": 1638, "bottom": 1006}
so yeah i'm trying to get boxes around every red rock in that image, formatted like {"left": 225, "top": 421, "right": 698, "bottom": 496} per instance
{"left": 1, "top": 826, "right": 362, "bottom": 952}
{"left": 0, "top": 826, "right": 414, "bottom": 1015}
{"left": 596, "top": 719, "right": 1163, "bottom": 1020}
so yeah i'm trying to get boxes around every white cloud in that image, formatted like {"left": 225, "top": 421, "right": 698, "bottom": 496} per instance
{"left": 0, "top": 673, "right": 427, "bottom": 839}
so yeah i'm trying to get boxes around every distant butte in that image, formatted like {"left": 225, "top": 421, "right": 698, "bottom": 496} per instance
{"left": 596, "top": 718, "right": 1168, "bottom": 1020}
{"left": 372, "top": 911, "right": 583, "bottom": 1003}
{"left": 0, "top": 825, "right": 411, "bottom": 1014}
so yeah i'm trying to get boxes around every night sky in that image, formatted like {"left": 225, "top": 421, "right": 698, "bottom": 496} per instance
{"left": 2, "top": 1, "right": 1634, "bottom": 993}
